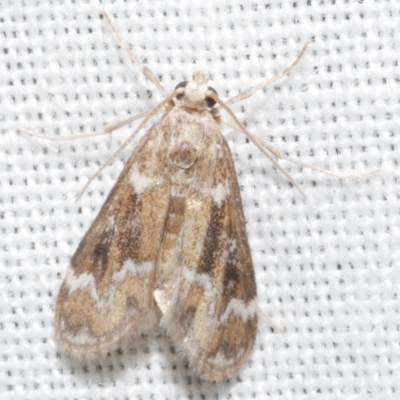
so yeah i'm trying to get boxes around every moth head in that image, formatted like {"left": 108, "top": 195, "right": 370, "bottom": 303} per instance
{"left": 174, "top": 71, "right": 218, "bottom": 109}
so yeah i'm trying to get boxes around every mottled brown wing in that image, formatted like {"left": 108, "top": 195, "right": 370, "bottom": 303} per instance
{"left": 155, "top": 133, "right": 258, "bottom": 381}
{"left": 55, "top": 116, "right": 172, "bottom": 359}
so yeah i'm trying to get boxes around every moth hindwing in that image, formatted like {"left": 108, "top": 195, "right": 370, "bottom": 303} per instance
{"left": 55, "top": 71, "right": 258, "bottom": 381}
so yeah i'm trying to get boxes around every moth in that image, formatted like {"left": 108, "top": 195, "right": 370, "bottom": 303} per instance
{"left": 21, "top": 12, "right": 374, "bottom": 382}
{"left": 55, "top": 69, "right": 259, "bottom": 381}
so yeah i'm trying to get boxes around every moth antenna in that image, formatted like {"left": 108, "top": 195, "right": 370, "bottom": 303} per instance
{"left": 226, "top": 43, "right": 309, "bottom": 106}
{"left": 18, "top": 110, "right": 150, "bottom": 142}
{"left": 102, "top": 10, "right": 169, "bottom": 97}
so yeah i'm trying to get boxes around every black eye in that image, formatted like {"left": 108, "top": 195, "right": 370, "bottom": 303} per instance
{"left": 205, "top": 86, "right": 218, "bottom": 108}
{"left": 174, "top": 81, "right": 188, "bottom": 90}
{"left": 174, "top": 81, "right": 188, "bottom": 100}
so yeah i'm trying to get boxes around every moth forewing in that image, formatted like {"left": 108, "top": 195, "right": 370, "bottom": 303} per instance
{"left": 55, "top": 112, "right": 172, "bottom": 359}
{"left": 154, "top": 106, "right": 258, "bottom": 381}
{"left": 55, "top": 71, "right": 258, "bottom": 380}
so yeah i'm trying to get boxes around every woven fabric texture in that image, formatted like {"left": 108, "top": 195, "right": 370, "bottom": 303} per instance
{"left": 1, "top": 0, "right": 399, "bottom": 399}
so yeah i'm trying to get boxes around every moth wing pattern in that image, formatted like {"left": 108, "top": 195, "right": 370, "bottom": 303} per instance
{"left": 55, "top": 115, "right": 173, "bottom": 359}
{"left": 56, "top": 85, "right": 258, "bottom": 380}
{"left": 154, "top": 113, "right": 258, "bottom": 381}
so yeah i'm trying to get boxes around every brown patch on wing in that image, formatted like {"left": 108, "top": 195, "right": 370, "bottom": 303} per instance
{"left": 55, "top": 114, "right": 174, "bottom": 359}
{"left": 58, "top": 275, "right": 143, "bottom": 338}
{"left": 158, "top": 121, "right": 258, "bottom": 381}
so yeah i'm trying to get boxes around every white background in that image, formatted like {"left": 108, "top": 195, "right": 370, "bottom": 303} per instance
{"left": 1, "top": 0, "right": 399, "bottom": 399}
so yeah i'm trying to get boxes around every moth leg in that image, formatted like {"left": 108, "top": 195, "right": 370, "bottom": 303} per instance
{"left": 258, "top": 137, "right": 380, "bottom": 179}
{"left": 222, "top": 116, "right": 379, "bottom": 180}
{"left": 257, "top": 305, "right": 285, "bottom": 333}
{"left": 18, "top": 110, "right": 150, "bottom": 142}
{"left": 225, "top": 43, "right": 308, "bottom": 106}
{"left": 76, "top": 90, "right": 179, "bottom": 200}
{"left": 102, "top": 10, "right": 169, "bottom": 97}
{"left": 211, "top": 93, "right": 307, "bottom": 198}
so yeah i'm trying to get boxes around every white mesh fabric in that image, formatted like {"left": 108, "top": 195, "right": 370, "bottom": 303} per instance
{"left": 1, "top": 0, "right": 399, "bottom": 399}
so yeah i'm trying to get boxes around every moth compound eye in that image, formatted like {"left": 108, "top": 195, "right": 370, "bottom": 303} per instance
{"left": 175, "top": 81, "right": 188, "bottom": 90}
{"left": 205, "top": 86, "right": 218, "bottom": 108}
{"left": 175, "top": 81, "right": 188, "bottom": 100}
